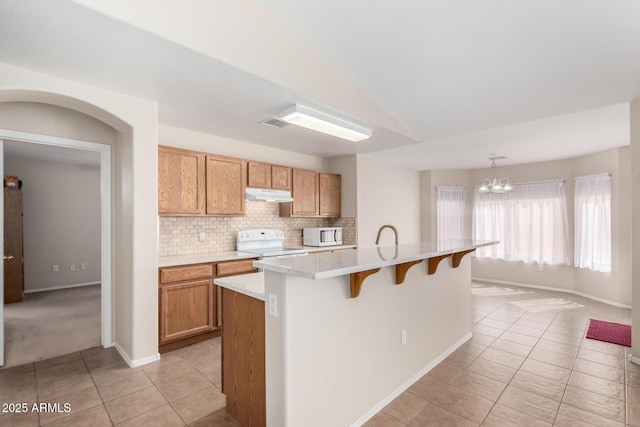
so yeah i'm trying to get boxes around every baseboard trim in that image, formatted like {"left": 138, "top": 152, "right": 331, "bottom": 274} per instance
{"left": 114, "top": 342, "right": 160, "bottom": 368}
{"left": 630, "top": 355, "right": 640, "bottom": 366}
{"left": 472, "top": 277, "right": 631, "bottom": 309}
{"left": 349, "top": 332, "right": 472, "bottom": 427}
{"left": 24, "top": 281, "right": 101, "bottom": 294}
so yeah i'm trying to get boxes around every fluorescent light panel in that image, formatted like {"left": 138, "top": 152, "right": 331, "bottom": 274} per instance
{"left": 277, "top": 104, "right": 371, "bottom": 142}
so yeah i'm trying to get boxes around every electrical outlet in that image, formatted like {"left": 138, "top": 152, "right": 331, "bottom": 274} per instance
{"left": 268, "top": 293, "right": 279, "bottom": 317}
{"left": 70, "top": 264, "right": 76, "bottom": 271}
{"left": 198, "top": 231, "right": 206, "bottom": 242}
{"left": 52, "top": 265, "right": 59, "bottom": 272}
{"left": 538, "top": 263, "right": 544, "bottom": 272}
{"left": 80, "top": 263, "right": 86, "bottom": 270}
{"left": 401, "top": 329, "right": 407, "bottom": 346}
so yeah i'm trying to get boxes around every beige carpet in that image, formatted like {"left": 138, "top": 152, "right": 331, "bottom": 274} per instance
{"left": 2, "top": 284, "right": 101, "bottom": 369}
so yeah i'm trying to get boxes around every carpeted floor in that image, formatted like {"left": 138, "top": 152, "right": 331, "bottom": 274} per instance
{"left": 2, "top": 284, "right": 101, "bottom": 369}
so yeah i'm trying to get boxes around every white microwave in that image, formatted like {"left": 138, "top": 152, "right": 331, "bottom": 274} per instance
{"left": 303, "top": 227, "right": 343, "bottom": 247}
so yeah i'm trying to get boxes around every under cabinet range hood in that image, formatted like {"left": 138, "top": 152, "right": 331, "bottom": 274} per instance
{"left": 245, "top": 187, "right": 293, "bottom": 202}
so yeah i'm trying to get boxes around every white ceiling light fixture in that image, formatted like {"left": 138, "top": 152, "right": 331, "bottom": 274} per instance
{"left": 478, "top": 154, "right": 514, "bottom": 193}
{"left": 276, "top": 104, "right": 372, "bottom": 142}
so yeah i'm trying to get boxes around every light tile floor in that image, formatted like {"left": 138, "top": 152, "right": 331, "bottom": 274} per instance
{"left": 366, "top": 281, "right": 635, "bottom": 426}
{"left": 0, "top": 337, "right": 239, "bottom": 427}
{"left": 0, "top": 281, "right": 635, "bottom": 426}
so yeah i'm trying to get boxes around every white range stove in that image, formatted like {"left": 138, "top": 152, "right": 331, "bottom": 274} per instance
{"left": 237, "top": 229, "right": 307, "bottom": 259}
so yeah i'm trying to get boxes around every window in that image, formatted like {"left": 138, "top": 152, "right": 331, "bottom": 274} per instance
{"left": 574, "top": 173, "right": 611, "bottom": 272}
{"left": 436, "top": 186, "right": 466, "bottom": 248}
{"left": 473, "top": 180, "right": 570, "bottom": 265}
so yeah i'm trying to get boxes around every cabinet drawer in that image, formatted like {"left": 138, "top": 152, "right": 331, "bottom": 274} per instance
{"left": 160, "top": 263, "right": 213, "bottom": 284}
{"left": 216, "top": 259, "right": 258, "bottom": 277}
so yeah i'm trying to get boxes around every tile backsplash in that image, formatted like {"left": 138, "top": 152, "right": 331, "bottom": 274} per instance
{"left": 159, "top": 201, "right": 357, "bottom": 257}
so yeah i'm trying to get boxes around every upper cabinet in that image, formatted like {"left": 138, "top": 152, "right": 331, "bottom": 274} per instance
{"left": 158, "top": 147, "right": 245, "bottom": 216}
{"left": 158, "top": 146, "right": 206, "bottom": 216}
{"left": 247, "top": 162, "right": 292, "bottom": 191}
{"left": 319, "top": 173, "right": 341, "bottom": 218}
{"left": 292, "top": 169, "right": 319, "bottom": 216}
{"left": 206, "top": 155, "right": 247, "bottom": 216}
{"left": 280, "top": 169, "right": 342, "bottom": 218}
{"left": 271, "top": 165, "right": 292, "bottom": 191}
{"left": 247, "top": 161, "right": 271, "bottom": 189}
{"left": 159, "top": 147, "right": 339, "bottom": 218}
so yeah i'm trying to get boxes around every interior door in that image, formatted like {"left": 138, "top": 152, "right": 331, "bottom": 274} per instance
{"left": 4, "top": 183, "right": 23, "bottom": 303}
{"left": 0, "top": 139, "right": 5, "bottom": 366}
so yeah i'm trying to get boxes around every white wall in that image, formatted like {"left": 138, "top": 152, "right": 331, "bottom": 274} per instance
{"left": 630, "top": 99, "right": 640, "bottom": 360}
{"left": 0, "top": 102, "right": 116, "bottom": 144}
{"left": 0, "top": 62, "right": 159, "bottom": 365}
{"left": 159, "top": 124, "right": 328, "bottom": 171}
{"left": 357, "top": 156, "right": 421, "bottom": 247}
{"left": 328, "top": 155, "right": 357, "bottom": 218}
{"left": 5, "top": 157, "right": 100, "bottom": 291}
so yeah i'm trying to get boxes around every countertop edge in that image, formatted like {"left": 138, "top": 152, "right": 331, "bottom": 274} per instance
{"left": 158, "top": 251, "right": 259, "bottom": 268}
{"left": 214, "top": 272, "right": 265, "bottom": 301}
{"left": 255, "top": 241, "right": 498, "bottom": 280}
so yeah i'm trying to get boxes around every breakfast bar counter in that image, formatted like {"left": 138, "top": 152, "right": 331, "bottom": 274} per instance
{"left": 215, "top": 239, "right": 497, "bottom": 427}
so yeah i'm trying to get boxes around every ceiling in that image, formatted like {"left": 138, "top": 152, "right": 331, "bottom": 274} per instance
{"left": 0, "top": 0, "right": 638, "bottom": 169}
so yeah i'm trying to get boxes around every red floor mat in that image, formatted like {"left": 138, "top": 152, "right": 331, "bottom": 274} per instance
{"left": 586, "top": 319, "right": 631, "bottom": 347}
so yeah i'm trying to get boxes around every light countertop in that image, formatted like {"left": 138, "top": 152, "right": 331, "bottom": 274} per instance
{"left": 214, "top": 272, "right": 265, "bottom": 301}
{"left": 254, "top": 240, "right": 498, "bottom": 280}
{"left": 158, "top": 245, "right": 356, "bottom": 268}
{"left": 158, "top": 251, "right": 258, "bottom": 268}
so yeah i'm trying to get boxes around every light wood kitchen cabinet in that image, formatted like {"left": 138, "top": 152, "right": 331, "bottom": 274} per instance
{"left": 206, "top": 155, "right": 247, "bottom": 215}
{"left": 158, "top": 146, "right": 206, "bottom": 216}
{"left": 247, "top": 162, "right": 292, "bottom": 191}
{"left": 159, "top": 258, "right": 258, "bottom": 352}
{"left": 159, "top": 275, "right": 215, "bottom": 344}
{"left": 159, "top": 263, "right": 215, "bottom": 345}
{"left": 280, "top": 169, "right": 342, "bottom": 217}
{"left": 271, "top": 164, "right": 292, "bottom": 191}
{"left": 280, "top": 168, "right": 319, "bottom": 217}
{"left": 247, "top": 162, "right": 271, "bottom": 189}
{"left": 319, "top": 173, "right": 341, "bottom": 218}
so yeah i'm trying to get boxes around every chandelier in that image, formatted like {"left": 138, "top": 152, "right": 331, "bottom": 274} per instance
{"left": 478, "top": 154, "right": 513, "bottom": 193}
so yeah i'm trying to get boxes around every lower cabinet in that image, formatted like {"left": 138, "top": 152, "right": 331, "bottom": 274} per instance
{"left": 222, "top": 288, "right": 266, "bottom": 427}
{"left": 159, "top": 258, "right": 258, "bottom": 352}
{"left": 159, "top": 279, "right": 214, "bottom": 343}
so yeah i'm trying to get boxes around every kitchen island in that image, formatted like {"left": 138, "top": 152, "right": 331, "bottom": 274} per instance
{"left": 215, "top": 239, "right": 496, "bottom": 427}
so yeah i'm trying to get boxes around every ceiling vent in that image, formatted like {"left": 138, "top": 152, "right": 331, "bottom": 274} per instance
{"left": 261, "top": 118, "right": 289, "bottom": 128}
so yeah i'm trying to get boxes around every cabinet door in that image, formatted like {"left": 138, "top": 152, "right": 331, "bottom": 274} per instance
{"left": 159, "top": 279, "right": 215, "bottom": 343}
{"left": 271, "top": 165, "right": 292, "bottom": 191}
{"left": 319, "top": 173, "right": 341, "bottom": 218}
{"left": 291, "top": 168, "right": 319, "bottom": 216}
{"left": 206, "top": 155, "right": 247, "bottom": 215}
{"left": 158, "top": 146, "right": 206, "bottom": 215}
{"left": 247, "top": 162, "right": 272, "bottom": 188}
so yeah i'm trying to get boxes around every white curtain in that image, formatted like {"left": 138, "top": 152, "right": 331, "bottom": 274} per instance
{"left": 436, "top": 186, "right": 466, "bottom": 248}
{"left": 473, "top": 180, "right": 570, "bottom": 265}
{"left": 574, "top": 173, "right": 611, "bottom": 272}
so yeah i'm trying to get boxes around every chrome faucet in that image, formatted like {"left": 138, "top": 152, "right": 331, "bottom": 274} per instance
{"left": 375, "top": 224, "right": 398, "bottom": 245}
